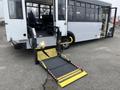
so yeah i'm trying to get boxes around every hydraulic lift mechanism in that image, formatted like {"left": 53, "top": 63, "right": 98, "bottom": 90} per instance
{"left": 35, "top": 27, "right": 88, "bottom": 88}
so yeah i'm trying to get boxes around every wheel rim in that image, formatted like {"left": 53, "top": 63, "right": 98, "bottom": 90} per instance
{"left": 62, "top": 36, "right": 74, "bottom": 48}
{"left": 69, "top": 36, "right": 74, "bottom": 44}
{"left": 62, "top": 43, "right": 70, "bottom": 48}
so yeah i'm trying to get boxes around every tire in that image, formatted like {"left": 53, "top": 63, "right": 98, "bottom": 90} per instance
{"left": 14, "top": 44, "right": 23, "bottom": 49}
{"left": 61, "top": 33, "right": 75, "bottom": 49}
{"left": 13, "top": 43, "right": 26, "bottom": 49}
{"left": 108, "top": 27, "right": 114, "bottom": 37}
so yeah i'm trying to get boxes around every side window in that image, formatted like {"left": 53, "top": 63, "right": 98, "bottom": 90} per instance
{"left": 40, "top": 5, "right": 50, "bottom": 17}
{"left": 68, "top": 0, "right": 75, "bottom": 21}
{"left": 86, "top": 3, "right": 91, "bottom": 21}
{"left": 27, "top": 3, "right": 39, "bottom": 18}
{"left": 86, "top": 4, "right": 95, "bottom": 21}
{"left": 90, "top": 5, "right": 95, "bottom": 21}
{"left": 76, "top": 2, "right": 86, "bottom": 21}
{"left": 68, "top": 6, "right": 74, "bottom": 21}
{"left": 8, "top": 0, "right": 23, "bottom": 19}
{"left": 99, "top": 6, "right": 103, "bottom": 22}
{"left": 95, "top": 5, "right": 99, "bottom": 21}
{"left": 58, "top": 0, "right": 66, "bottom": 20}
{"left": 68, "top": 0, "right": 107, "bottom": 22}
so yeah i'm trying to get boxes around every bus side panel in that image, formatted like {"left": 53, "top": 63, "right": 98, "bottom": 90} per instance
{"left": 68, "top": 22, "right": 102, "bottom": 42}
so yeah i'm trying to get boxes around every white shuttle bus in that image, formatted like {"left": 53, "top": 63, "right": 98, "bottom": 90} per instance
{"left": 3, "top": 0, "right": 117, "bottom": 49}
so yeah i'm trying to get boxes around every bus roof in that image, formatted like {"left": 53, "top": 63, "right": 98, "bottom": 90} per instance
{"left": 77, "top": 0, "right": 111, "bottom": 6}
{"left": 25, "top": 0, "right": 52, "bottom": 5}
{"left": 25, "top": 0, "right": 111, "bottom": 6}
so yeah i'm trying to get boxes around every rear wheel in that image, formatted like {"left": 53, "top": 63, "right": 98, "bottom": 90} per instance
{"left": 13, "top": 43, "right": 25, "bottom": 49}
{"left": 61, "top": 34, "right": 75, "bottom": 49}
{"left": 108, "top": 27, "right": 114, "bottom": 37}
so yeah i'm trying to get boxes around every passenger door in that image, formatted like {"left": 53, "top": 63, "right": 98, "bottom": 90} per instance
{"left": 3, "top": 0, "right": 27, "bottom": 41}
{"left": 55, "top": 0, "right": 68, "bottom": 36}
{"left": 108, "top": 7, "right": 117, "bottom": 37}
{"left": 101, "top": 7, "right": 110, "bottom": 37}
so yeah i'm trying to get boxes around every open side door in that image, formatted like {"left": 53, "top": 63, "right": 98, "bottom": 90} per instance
{"left": 100, "top": 6, "right": 110, "bottom": 37}
{"left": 109, "top": 7, "right": 117, "bottom": 37}
{"left": 55, "top": 0, "right": 68, "bottom": 36}
{"left": 101, "top": 6, "right": 117, "bottom": 38}
{"left": 3, "top": 0, "right": 28, "bottom": 41}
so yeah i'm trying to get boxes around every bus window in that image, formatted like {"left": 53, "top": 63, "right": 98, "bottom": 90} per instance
{"left": 58, "top": 0, "right": 66, "bottom": 20}
{"left": 40, "top": 5, "right": 50, "bottom": 18}
{"left": 76, "top": 1, "right": 80, "bottom": 6}
{"left": 99, "top": 6, "right": 103, "bottom": 22}
{"left": 69, "top": 0, "right": 75, "bottom": 6}
{"left": 76, "top": 2, "right": 85, "bottom": 21}
{"left": 86, "top": 4, "right": 95, "bottom": 21}
{"left": 8, "top": 0, "right": 23, "bottom": 19}
{"left": 95, "top": 5, "right": 99, "bottom": 21}
{"left": 90, "top": 4, "right": 95, "bottom": 21}
{"left": 68, "top": 6, "right": 74, "bottom": 21}
{"left": 27, "top": 3, "right": 39, "bottom": 18}
{"left": 68, "top": 0, "right": 75, "bottom": 21}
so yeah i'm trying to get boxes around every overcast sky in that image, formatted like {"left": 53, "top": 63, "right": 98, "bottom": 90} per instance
{"left": 101, "top": 0, "right": 120, "bottom": 16}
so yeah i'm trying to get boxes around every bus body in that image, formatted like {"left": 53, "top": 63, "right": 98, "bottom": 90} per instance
{"left": 3, "top": 0, "right": 117, "bottom": 49}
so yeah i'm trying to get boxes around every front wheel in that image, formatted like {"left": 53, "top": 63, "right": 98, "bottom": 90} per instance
{"left": 61, "top": 35, "right": 75, "bottom": 49}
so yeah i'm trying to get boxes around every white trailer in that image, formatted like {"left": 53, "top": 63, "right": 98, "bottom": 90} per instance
{"left": 3, "top": 0, "right": 117, "bottom": 49}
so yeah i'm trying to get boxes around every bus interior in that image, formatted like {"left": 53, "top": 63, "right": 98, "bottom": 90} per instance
{"left": 25, "top": 0, "right": 55, "bottom": 38}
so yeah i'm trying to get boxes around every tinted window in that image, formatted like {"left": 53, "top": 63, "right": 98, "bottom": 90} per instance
{"left": 58, "top": 0, "right": 66, "bottom": 20}
{"left": 86, "top": 4, "right": 95, "bottom": 21}
{"left": 76, "top": 1, "right": 80, "bottom": 6}
{"left": 8, "top": 0, "right": 23, "bottom": 19}
{"left": 40, "top": 5, "right": 50, "bottom": 16}
{"left": 68, "top": 5, "right": 75, "bottom": 21}
{"left": 95, "top": 6, "right": 99, "bottom": 21}
{"left": 76, "top": 2, "right": 85, "bottom": 21}
{"left": 86, "top": 3, "right": 91, "bottom": 8}
{"left": 81, "top": 3, "right": 85, "bottom": 7}
{"left": 99, "top": 6, "right": 103, "bottom": 21}
{"left": 68, "top": 0, "right": 108, "bottom": 22}
{"left": 69, "top": 0, "right": 75, "bottom": 5}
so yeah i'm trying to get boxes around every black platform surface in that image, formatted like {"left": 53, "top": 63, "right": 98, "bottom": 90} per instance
{"left": 43, "top": 57, "right": 77, "bottom": 78}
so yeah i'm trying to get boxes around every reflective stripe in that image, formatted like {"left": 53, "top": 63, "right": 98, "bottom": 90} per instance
{"left": 58, "top": 71, "right": 88, "bottom": 88}
{"left": 57, "top": 69, "right": 80, "bottom": 80}
{"left": 58, "top": 69, "right": 82, "bottom": 82}
{"left": 41, "top": 61, "right": 47, "bottom": 69}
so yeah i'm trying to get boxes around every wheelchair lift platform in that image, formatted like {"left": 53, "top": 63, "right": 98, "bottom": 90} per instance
{"left": 36, "top": 48, "right": 87, "bottom": 87}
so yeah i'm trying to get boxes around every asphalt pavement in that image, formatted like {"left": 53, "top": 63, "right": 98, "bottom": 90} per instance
{"left": 0, "top": 26, "right": 120, "bottom": 90}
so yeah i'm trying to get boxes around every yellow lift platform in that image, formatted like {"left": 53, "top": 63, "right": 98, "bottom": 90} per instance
{"left": 35, "top": 27, "right": 88, "bottom": 88}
